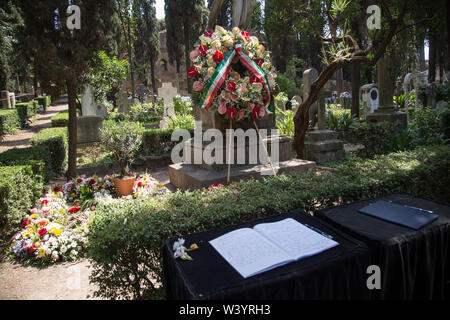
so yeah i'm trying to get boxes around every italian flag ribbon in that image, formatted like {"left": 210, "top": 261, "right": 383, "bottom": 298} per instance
{"left": 199, "top": 42, "right": 273, "bottom": 114}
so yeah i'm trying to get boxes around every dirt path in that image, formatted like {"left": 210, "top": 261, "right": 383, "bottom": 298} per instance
{"left": 0, "top": 96, "right": 68, "bottom": 153}
{"left": 0, "top": 259, "right": 102, "bottom": 300}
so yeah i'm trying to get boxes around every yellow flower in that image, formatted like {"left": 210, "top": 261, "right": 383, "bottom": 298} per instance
{"left": 70, "top": 193, "right": 76, "bottom": 198}
{"left": 51, "top": 228, "right": 62, "bottom": 236}
{"left": 94, "top": 187, "right": 99, "bottom": 191}
{"left": 133, "top": 193, "right": 138, "bottom": 198}
{"left": 30, "top": 214, "right": 37, "bottom": 219}
{"left": 39, "top": 248, "right": 45, "bottom": 256}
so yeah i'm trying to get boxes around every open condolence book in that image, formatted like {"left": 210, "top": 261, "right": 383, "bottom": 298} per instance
{"left": 209, "top": 218, "right": 339, "bottom": 278}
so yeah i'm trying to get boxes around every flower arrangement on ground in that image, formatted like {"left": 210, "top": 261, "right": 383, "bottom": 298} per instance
{"left": 10, "top": 173, "right": 167, "bottom": 265}
{"left": 188, "top": 26, "right": 277, "bottom": 121}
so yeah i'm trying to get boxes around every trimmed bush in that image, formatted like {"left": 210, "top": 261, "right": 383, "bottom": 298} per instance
{"left": 0, "top": 109, "right": 20, "bottom": 137}
{"left": 88, "top": 145, "right": 450, "bottom": 299}
{"left": 37, "top": 95, "right": 51, "bottom": 111}
{"left": 16, "top": 102, "right": 38, "bottom": 128}
{"left": 342, "top": 121, "right": 408, "bottom": 158}
{"left": 0, "top": 146, "right": 52, "bottom": 181}
{"left": 51, "top": 110, "right": 69, "bottom": 127}
{"left": 139, "top": 127, "right": 195, "bottom": 156}
{"left": 30, "top": 127, "right": 68, "bottom": 175}
{"left": 0, "top": 165, "right": 44, "bottom": 228}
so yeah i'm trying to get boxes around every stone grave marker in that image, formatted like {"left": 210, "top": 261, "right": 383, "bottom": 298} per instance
{"left": 158, "top": 82, "right": 178, "bottom": 129}
{"left": 303, "top": 68, "right": 319, "bottom": 128}
{"left": 81, "top": 84, "right": 96, "bottom": 116}
{"left": 366, "top": 54, "right": 406, "bottom": 129}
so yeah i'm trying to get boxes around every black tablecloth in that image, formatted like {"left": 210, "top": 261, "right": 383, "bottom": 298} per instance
{"left": 162, "top": 209, "right": 370, "bottom": 300}
{"left": 316, "top": 193, "right": 450, "bottom": 300}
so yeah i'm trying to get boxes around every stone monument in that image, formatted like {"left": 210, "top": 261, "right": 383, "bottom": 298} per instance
{"left": 366, "top": 54, "right": 407, "bottom": 129}
{"left": 81, "top": 85, "right": 96, "bottom": 116}
{"left": 169, "top": 97, "right": 316, "bottom": 190}
{"left": 158, "top": 82, "right": 178, "bottom": 129}
{"left": 304, "top": 77, "right": 345, "bottom": 164}
{"left": 77, "top": 115, "right": 103, "bottom": 146}
{"left": 360, "top": 84, "right": 379, "bottom": 119}
{"left": 303, "top": 68, "right": 319, "bottom": 128}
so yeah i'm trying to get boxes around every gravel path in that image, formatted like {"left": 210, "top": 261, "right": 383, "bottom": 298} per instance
{"left": 0, "top": 96, "right": 68, "bottom": 153}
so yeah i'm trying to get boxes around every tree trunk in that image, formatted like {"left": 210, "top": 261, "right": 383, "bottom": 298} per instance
{"left": 428, "top": 33, "right": 437, "bottom": 83}
{"left": 66, "top": 78, "right": 77, "bottom": 179}
{"left": 294, "top": 61, "right": 344, "bottom": 158}
{"left": 350, "top": 61, "right": 361, "bottom": 119}
{"left": 150, "top": 59, "right": 156, "bottom": 93}
{"left": 183, "top": 19, "right": 192, "bottom": 93}
{"left": 127, "top": 20, "right": 135, "bottom": 98}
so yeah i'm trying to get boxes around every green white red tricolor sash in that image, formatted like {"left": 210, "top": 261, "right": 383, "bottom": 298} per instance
{"left": 199, "top": 42, "right": 273, "bottom": 114}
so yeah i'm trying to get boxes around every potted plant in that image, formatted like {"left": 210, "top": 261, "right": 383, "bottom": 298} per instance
{"left": 100, "top": 119, "right": 143, "bottom": 196}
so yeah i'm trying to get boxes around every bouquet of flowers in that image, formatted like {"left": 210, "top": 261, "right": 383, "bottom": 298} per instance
{"left": 188, "top": 26, "right": 277, "bottom": 121}
{"left": 10, "top": 193, "right": 90, "bottom": 264}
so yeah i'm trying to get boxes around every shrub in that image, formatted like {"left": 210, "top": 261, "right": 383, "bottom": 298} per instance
{"left": 345, "top": 121, "right": 407, "bottom": 158}
{"left": 275, "top": 107, "right": 294, "bottom": 137}
{"left": 128, "top": 102, "right": 163, "bottom": 124}
{"left": 139, "top": 127, "right": 195, "bottom": 156}
{"left": 30, "top": 127, "right": 68, "bottom": 175}
{"left": 275, "top": 73, "right": 294, "bottom": 97}
{"left": 172, "top": 96, "right": 192, "bottom": 114}
{"left": 0, "top": 165, "right": 43, "bottom": 228}
{"left": 16, "top": 102, "right": 37, "bottom": 128}
{"left": 0, "top": 109, "right": 20, "bottom": 137}
{"left": 88, "top": 145, "right": 450, "bottom": 299}
{"left": 326, "top": 110, "right": 354, "bottom": 131}
{"left": 51, "top": 110, "right": 69, "bottom": 127}
{"left": 37, "top": 95, "right": 51, "bottom": 111}
{"left": 166, "top": 113, "right": 195, "bottom": 130}
{"left": 100, "top": 120, "right": 144, "bottom": 177}
{"left": 0, "top": 146, "right": 52, "bottom": 181}
{"left": 408, "top": 107, "right": 446, "bottom": 147}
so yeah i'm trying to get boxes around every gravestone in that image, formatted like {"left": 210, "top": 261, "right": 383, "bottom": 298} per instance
{"left": 95, "top": 103, "right": 108, "bottom": 118}
{"left": 136, "top": 84, "right": 150, "bottom": 104}
{"left": 117, "top": 91, "right": 133, "bottom": 115}
{"left": 303, "top": 68, "right": 319, "bottom": 128}
{"left": 366, "top": 54, "right": 407, "bottom": 129}
{"left": 158, "top": 82, "right": 178, "bottom": 129}
{"left": 169, "top": 87, "right": 316, "bottom": 190}
{"left": 403, "top": 73, "right": 419, "bottom": 120}
{"left": 304, "top": 69, "right": 344, "bottom": 164}
{"left": 77, "top": 115, "right": 103, "bottom": 145}
{"left": 81, "top": 85, "right": 96, "bottom": 116}
{"left": 291, "top": 95, "right": 302, "bottom": 115}
{"left": 1, "top": 90, "right": 15, "bottom": 109}
{"left": 360, "top": 84, "right": 379, "bottom": 119}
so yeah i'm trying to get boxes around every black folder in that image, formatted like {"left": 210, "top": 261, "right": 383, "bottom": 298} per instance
{"left": 358, "top": 200, "right": 438, "bottom": 230}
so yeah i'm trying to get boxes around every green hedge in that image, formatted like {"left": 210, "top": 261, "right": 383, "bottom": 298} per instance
{"left": 0, "top": 109, "right": 20, "bottom": 137}
{"left": 30, "top": 127, "right": 68, "bottom": 175}
{"left": 0, "top": 165, "right": 44, "bottom": 228}
{"left": 0, "top": 146, "right": 52, "bottom": 181}
{"left": 51, "top": 110, "right": 69, "bottom": 127}
{"left": 88, "top": 145, "right": 450, "bottom": 299}
{"left": 37, "top": 95, "right": 51, "bottom": 111}
{"left": 16, "top": 102, "right": 38, "bottom": 128}
{"left": 139, "top": 127, "right": 195, "bottom": 156}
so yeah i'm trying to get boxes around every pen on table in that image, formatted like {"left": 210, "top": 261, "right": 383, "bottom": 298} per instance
{"left": 402, "top": 204, "right": 434, "bottom": 214}
{"left": 304, "top": 224, "right": 334, "bottom": 239}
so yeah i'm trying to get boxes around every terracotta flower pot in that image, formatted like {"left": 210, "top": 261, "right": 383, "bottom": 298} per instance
{"left": 114, "top": 175, "right": 136, "bottom": 197}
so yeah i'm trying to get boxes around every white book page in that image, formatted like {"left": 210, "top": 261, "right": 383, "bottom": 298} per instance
{"left": 253, "top": 218, "right": 339, "bottom": 260}
{"left": 209, "top": 228, "right": 294, "bottom": 278}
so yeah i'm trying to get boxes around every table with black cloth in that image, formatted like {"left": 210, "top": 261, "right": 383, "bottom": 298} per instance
{"left": 162, "top": 209, "right": 371, "bottom": 300}
{"left": 315, "top": 193, "right": 450, "bottom": 300}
